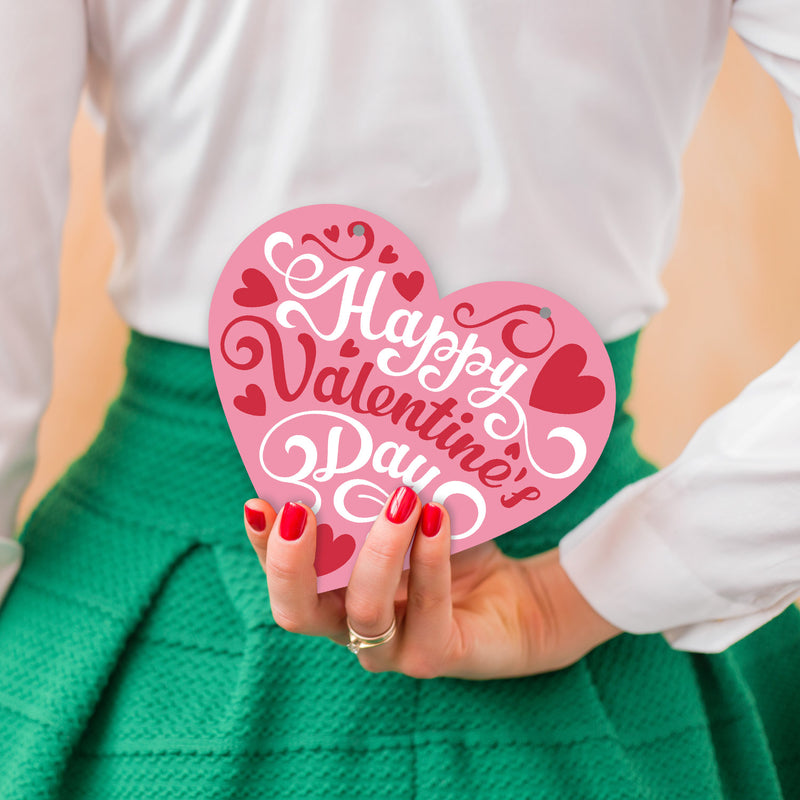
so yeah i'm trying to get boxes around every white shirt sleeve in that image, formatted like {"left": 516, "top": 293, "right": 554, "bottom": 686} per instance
{"left": 560, "top": 0, "right": 800, "bottom": 653}
{"left": 0, "top": 1, "right": 87, "bottom": 603}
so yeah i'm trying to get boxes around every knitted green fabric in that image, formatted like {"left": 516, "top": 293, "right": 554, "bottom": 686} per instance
{"left": 0, "top": 329, "right": 798, "bottom": 799}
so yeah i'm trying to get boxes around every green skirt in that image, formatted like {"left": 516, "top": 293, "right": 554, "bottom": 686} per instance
{"left": 1, "top": 329, "right": 798, "bottom": 799}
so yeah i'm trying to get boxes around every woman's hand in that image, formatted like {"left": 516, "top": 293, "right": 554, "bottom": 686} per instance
{"left": 243, "top": 487, "right": 621, "bottom": 679}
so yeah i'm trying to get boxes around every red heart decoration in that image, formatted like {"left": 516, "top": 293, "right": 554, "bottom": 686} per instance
{"left": 379, "top": 244, "right": 399, "bottom": 264}
{"left": 529, "top": 344, "right": 605, "bottom": 414}
{"left": 324, "top": 225, "right": 339, "bottom": 242}
{"left": 504, "top": 442, "right": 521, "bottom": 460}
{"left": 233, "top": 268, "right": 277, "bottom": 307}
{"left": 233, "top": 384, "right": 266, "bottom": 416}
{"left": 392, "top": 270, "right": 424, "bottom": 302}
{"left": 314, "top": 524, "right": 356, "bottom": 576}
{"left": 339, "top": 338, "right": 360, "bottom": 358}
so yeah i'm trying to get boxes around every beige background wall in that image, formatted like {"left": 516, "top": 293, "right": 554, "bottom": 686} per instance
{"left": 16, "top": 32, "right": 800, "bottom": 525}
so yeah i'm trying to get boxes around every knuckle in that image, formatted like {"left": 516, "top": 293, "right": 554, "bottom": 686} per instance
{"left": 400, "top": 650, "right": 441, "bottom": 680}
{"left": 411, "top": 548, "right": 444, "bottom": 573}
{"left": 270, "top": 607, "right": 308, "bottom": 634}
{"left": 266, "top": 550, "right": 300, "bottom": 586}
{"left": 407, "top": 587, "right": 445, "bottom": 616}
{"left": 345, "top": 595, "right": 386, "bottom": 631}
{"left": 358, "top": 655, "right": 388, "bottom": 674}
{"left": 453, "top": 626, "right": 476, "bottom": 664}
{"left": 362, "top": 536, "right": 402, "bottom": 570}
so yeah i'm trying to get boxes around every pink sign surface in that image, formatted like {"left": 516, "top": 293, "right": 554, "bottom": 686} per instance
{"left": 209, "top": 205, "right": 615, "bottom": 592}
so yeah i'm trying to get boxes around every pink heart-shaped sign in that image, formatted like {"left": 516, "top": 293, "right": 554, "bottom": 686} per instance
{"left": 210, "top": 204, "right": 615, "bottom": 592}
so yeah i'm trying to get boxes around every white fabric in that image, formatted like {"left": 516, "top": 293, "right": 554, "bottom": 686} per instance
{"left": 0, "top": 0, "right": 798, "bottom": 651}
{"left": 560, "top": 341, "right": 800, "bottom": 651}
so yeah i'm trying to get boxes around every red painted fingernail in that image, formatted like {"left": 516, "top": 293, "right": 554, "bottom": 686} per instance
{"left": 420, "top": 503, "right": 442, "bottom": 537}
{"left": 244, "top": 503, "right": 266, "bottom": 532}
{"left": 386, "top": 486, "right": 417, "bottom": 524}
{"left": 279, "top": 502, "right": 307, "bottom": 541}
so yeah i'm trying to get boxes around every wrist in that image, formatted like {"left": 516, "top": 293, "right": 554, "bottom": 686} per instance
{"left": 526, "top": 548, "right": 623, "bottom": 668}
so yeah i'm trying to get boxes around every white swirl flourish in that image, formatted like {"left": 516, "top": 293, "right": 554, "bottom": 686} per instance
{"left": 467, "top": 387, "right": 586, "bottom": 480}
{"left": 258, "top": 410, "right": 373, "bottom": 514}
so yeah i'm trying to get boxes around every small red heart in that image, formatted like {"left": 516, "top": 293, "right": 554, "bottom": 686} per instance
{"left": 340, "top": 338, "right": 360, "bottom": 358}
{"left": 529, "top": 344, "right": 605, "bottom": 414}
{"left": 314, "top": 524, "right": 356, "bottom": 576}
{"left": 379, "top": 245, "right": 399, "bottom": 264}
{"left": 392, "top": 270, "right": 424, "bottom": 302}
{"left": 504, "top": 442, "right": 521, "bottom": 460}
{"left": 324, "top": 225, "right": 339, "bottom": 242}
{"left": 233, "top": 269, "right": 277, "bottom": 307}
{"left": 233, "top": 384, "right": 266, "bottom": 416}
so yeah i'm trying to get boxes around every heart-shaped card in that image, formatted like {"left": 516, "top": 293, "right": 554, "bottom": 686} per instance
{"left": 210, "top": 205, "right": 615, "bottom": 591}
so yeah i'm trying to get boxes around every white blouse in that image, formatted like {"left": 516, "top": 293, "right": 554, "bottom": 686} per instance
{"left": 1, "top": 0, "right": 798, "bottom": 651}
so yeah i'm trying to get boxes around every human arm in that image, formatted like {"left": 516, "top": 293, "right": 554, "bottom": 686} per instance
{"left": 0, "top": 0, "right": 87, "bottom": 601}
{"left": 560, "top": 339, "right": 800, "bottom": 652}
{"left": 559, "top": 0, "right": 800, "bottom": 653}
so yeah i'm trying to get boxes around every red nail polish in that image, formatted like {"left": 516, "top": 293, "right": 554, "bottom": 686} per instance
{"left": 279, "top": 502, "right": 307, "bottom": 541}
{"left": 386, "top": 486, "right": 417, "bottom": 524}
{"left": 420, "top": 503, "right": 442, "bottom": 537}
{"left": 245, "top": 503, "right": 266, "bottom": 532}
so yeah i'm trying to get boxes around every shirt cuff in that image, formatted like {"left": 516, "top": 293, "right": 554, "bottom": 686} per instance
{"left": 557, "top": 476, "right": 788, "bottom": 653}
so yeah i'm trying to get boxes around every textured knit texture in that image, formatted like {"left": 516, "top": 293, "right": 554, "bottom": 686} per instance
{"left": 0, "top": 329, "right": 798, "bottom": 799}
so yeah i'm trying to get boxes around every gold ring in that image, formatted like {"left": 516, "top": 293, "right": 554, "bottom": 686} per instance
{"left": 346, "top": 617, "right": 397, "bottom": 655}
